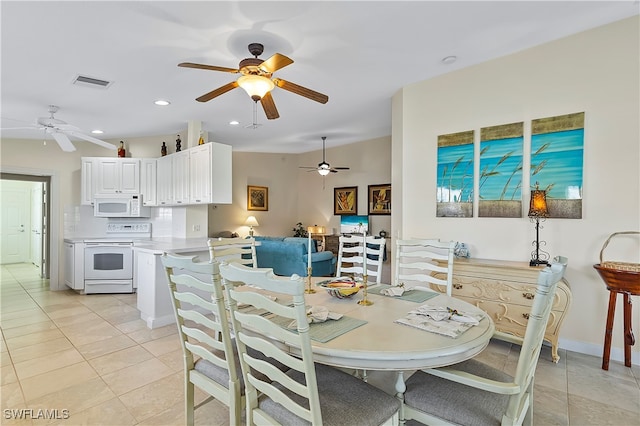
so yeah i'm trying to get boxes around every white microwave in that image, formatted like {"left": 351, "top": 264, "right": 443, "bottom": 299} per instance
{"left": 93, "top": 194, "right": 150, "bottom": 218}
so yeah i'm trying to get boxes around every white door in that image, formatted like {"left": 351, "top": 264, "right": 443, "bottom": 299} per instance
{"left": 1, "top": 183, "right": 30, "bottom": 264}
{"left": 31, "top": 183, "right": 43, "bottom": 268}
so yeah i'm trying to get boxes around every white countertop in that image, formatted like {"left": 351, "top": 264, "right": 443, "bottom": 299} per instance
{"left": 132, "top": 237, "right": 211, "bottom": 254}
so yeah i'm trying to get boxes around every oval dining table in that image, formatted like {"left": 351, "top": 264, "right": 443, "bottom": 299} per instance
{"left": 282, "top": 278, "right": 496, "bottom": 404}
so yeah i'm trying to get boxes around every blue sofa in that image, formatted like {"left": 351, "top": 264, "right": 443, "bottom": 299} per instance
{"left": 254, "top": 236, "right": 336, "bottom": 277}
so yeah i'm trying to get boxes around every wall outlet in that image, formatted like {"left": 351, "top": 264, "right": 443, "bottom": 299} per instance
{"left": 192, "top": 224, "right": 200, "bottom": 232}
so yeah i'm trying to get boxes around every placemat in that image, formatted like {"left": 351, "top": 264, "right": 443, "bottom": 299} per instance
{"left": 367, "top": 285, "right": 440, "bottom": 303}
{"left": 272, "top": 315, "right": 368, "bottom": 343}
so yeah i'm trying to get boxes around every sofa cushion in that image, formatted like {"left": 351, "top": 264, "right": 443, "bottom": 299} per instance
{"left": 283, "top": 237, "right": 317, "bottom": 252}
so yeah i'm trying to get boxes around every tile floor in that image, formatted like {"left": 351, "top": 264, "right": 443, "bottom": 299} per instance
{"left": 1, "top": 262, "right": 639, "bottom": 425}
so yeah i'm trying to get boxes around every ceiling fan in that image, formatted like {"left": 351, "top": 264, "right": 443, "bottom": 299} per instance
{"left": 1, "top": 105, "right": 115, "bottom": 152}
{"left": 300, "top": 137, "right": 350, "bottom": 176}
{"left": 178, "top": 43, "right": 329, "bottom": 120}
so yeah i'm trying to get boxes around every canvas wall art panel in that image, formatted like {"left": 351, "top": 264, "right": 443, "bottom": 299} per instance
{"left": 531, "top": 112, "right": 584, "bottom": 219}
{"left": 436, "top": 130, "right": 474, "bottom": 217}
{"left": 479, "top": 122, "right": 524, "bottom": 218}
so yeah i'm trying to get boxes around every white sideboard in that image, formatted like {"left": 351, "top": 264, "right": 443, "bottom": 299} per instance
{"left": 433, "top": 257, "right": 571, "bottom": 362}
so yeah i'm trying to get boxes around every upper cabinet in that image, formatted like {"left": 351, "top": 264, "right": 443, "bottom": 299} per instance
{"left": 81, "top": 141, "right": 232, "bottom": 207}
{"left": 95, "top": 158, "right": 140, "bottom": 195}
{"left": 189, "top": 142, "right": 232, "bottom": 204}
{"left": 140, "top": 158, "right": 157, "bottom": 206}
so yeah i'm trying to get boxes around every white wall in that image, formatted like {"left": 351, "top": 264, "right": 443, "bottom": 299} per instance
{"left": 393, "top": 17, "right": 640, "bottom": 364}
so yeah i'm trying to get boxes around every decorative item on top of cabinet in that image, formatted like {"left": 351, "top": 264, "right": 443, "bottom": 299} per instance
{"left": 198, "top": 131, "right": 205, "bottom": 145}
{"left": 118, "top": 141, "right": 125, "bottom": 157}
{"left": 176, "top": 134, "right": 182, "bottom": 152}
{"left": 432, "top": 257, "right": 571, "bottom": 363}
{"left": 161, "top": 142, "right": 167, "bottom": 156}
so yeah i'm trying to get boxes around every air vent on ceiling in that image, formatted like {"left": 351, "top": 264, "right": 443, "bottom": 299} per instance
{"left": 72, "top": 74, "right": 113, "bottom": 89}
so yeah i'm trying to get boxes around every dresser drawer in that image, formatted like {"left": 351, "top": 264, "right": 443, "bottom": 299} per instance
{"left": 433, "top": 274, "right": 570, "bottom": 311}
{"left": 456, "top": 296, "right": 564, "bottom": 337}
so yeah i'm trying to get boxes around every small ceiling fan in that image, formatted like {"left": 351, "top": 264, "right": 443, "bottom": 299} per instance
{"left": 1, "top": 105, "right": 115, "bottom": 152}
{"left": 178, "top": 43, "right": 329, "bottom": 120}
{"left": 300, "top": 137, "right": 350, "bottom": 176}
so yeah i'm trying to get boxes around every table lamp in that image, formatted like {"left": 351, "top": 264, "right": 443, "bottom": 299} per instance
{"left": 528, "top": 182, "right": 550, "bottom": 266}
{"left": 245, "top": 216, "right": 259, "bottom": 237}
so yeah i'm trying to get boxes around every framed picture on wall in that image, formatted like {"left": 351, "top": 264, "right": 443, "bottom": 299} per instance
{"left": 247, "top": 185, "right": 268, "bottom": 211}
{"left": 334, "top": 186, "right": 357, "bottom": 215}
{"left": 368, "top": 184, "right": 391, "bottom": 215}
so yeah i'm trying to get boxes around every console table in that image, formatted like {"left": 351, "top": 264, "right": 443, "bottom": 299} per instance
{"left": 433, "top": 258, "right": 571, "bottom": 362}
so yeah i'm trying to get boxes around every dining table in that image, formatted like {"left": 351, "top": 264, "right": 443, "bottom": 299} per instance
{"left": 277, "top": 278, "right": 496, "bottom": 403}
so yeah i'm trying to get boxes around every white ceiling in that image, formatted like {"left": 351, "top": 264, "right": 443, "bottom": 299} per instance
{"left": 1, "top": 1, "right": 637, "bottom": 153}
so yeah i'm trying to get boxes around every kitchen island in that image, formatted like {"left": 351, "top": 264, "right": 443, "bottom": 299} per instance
{"left": 133, "top": 238, "right": 212, "bottom": 328}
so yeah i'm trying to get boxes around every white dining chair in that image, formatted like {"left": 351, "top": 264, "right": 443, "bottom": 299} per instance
{"left": 336, "top": 234, "right": 386, "bottom": 284}
{"left": 161, "top": 253, "right": 243, "bottom": 426}
{"left": 402, "top": 256, "right": 568, "bottom": 426}
{"left": 208, "top": 237, "right": 257, "bottom": 267}
{"left": 219, "top": 262, "right": 401, "bottom": 426}
{"left": 394, "top": 238, "right": 455, "bottom": 295}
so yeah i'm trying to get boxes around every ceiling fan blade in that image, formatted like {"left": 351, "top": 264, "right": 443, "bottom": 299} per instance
{"left": 259, "top": 53, "right": 293, "bottom": 74}
{"left": 0, "top": 126, "right": 38, "bottom": 130}
{"left": 299, "top": 166, "right": 318, "bottom": 169}
{"left": 260, "top": 92, "right": 279, "bottom": 120}
{"left": 67, "top": 130, "right": 117, "bottom": 150}
{"left": 50, "top": 131, "right": 76, "bottom": 152}
{"left": 273, "top": 78, "right": 328, "bottom": 104}
{"left": 196, "top": 81, "right": 239, "bottom": 102}
{"left": 334, "top": 167, "right": 350, "bottom": 170}
{"left": 178, "top": 62, "right": 238, "bottom": 73}
{"left": 330, "top": 169, "right": 339, "bottom": 173}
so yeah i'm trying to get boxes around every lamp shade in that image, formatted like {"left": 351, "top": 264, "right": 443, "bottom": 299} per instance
{"left": 244, "top": 216, "right": 259, "bottom": 227}
{"left": 307, "top": 225, "right": 326, "bottom": 235}
{"left": 237, "top": 75, "right": 275, "bottom": 101}
{"left": 528, "top": 183, "right": 549, "bottom": 218}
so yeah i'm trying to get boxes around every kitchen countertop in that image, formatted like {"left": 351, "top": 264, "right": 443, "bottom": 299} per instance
{"left": 132, "top": 237, "right": 212, "bottom": 255}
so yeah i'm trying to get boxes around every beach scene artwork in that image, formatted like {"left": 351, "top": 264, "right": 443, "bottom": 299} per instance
{"left": 436, "top": 130, "right": 474, "bottom": 217}
{"left": 531, "top": 112, "right": 584, "bottom": 219}
{"left": 479, "top": 122, "right": 524, "bottom": 218}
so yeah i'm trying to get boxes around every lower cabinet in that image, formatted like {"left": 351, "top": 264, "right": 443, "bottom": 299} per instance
{"left": 433, "top": 257, "right": 572, "bottom": 362}
{"left": 64, "top": 241, "right": 84, "bottom": 290}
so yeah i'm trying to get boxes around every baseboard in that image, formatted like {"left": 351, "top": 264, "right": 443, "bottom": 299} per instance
{"left": 558, "top": 338, "right": 639, "bottom": 367}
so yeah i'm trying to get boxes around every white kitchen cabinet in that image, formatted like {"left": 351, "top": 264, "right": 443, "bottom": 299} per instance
{"left": 63, "top": 240, "right": 84, "bottom": 291}
{"left": 156, "top": 155, "right": 173, "bottom": 206}
{"left": 140, "top": 158, "right": 157, "bottom": 206}
{"left": 189, "top": 142, "right": 232, "bottom": 204}
{"left": 80, "top": 158, "right": 95, "bottom": 205}
{"left": 134, "top": 249, "right": 174, "bottom": 328}
{"left": 95, "top": 158, "right": 140, "bottom": 195}
{"left": 172, "top": 151, "right": 190, "bottom": 205}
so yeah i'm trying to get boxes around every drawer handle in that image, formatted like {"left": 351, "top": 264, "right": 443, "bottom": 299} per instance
{"left": 523, "top": 292, "right": 535, "bottom": 300}
{"left": 453, "top": 283, "right": 463, "bottom": 290}
{"left": 522, "top": 313, "right": 530, "bottom": 320}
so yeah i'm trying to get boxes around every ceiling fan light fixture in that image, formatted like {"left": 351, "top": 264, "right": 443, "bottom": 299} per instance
{"left": 318, "top": 162, "right": 331, "bottom": 176}
{"left": 237, "top": 75, "right": 274, "bottom": 101}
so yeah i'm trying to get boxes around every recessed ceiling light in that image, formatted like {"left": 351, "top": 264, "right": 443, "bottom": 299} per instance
{"left": 229, "top": 120, "right": 239, "bottom": 126}
{"left": 442, "top": 56, "right": 457, "bottom": 65}
{"left": 154, "top": 100, "right": 171, "bottom": 106}
{"left": 91, "top": 130, "right": 104, "bottom": 134}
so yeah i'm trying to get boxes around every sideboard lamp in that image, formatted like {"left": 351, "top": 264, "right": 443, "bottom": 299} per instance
{"left": 528, "top": 182, "right": 550, "bottom": 267}
{"left": 245, "top": 216, "right": 259, "bottom": 237}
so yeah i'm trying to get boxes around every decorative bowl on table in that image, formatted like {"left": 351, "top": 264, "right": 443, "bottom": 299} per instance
{"left": 318, "top": 278, "right": 360, "bottom": 299}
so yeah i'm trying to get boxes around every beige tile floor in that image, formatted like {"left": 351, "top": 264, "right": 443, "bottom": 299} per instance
{"left": 1, "top": 262, "right": 639, "bottom": 425}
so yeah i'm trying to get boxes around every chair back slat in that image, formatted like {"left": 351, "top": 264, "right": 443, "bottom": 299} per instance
{"left": 395, "top": 238, "right": 455, "bottom": 295}
{"left": 337, "top": 235, "right": 386, "bottom": 284}
{"left": 219, "top": 262, "right": 322, "bottom": 425}
{"left": 208, "top": 237, "right": 257, "bottom": 267}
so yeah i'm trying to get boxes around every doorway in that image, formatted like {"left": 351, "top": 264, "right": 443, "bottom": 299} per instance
{"left": 0, "top": 173, "right": 50, "bottom": 279}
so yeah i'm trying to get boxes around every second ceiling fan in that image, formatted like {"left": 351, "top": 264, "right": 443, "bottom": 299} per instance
{"left": 300, "top": 137, "right": 350, "bottom": 175}
{"left": 179, "top": 43, "right": 328, "bottom": 120}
